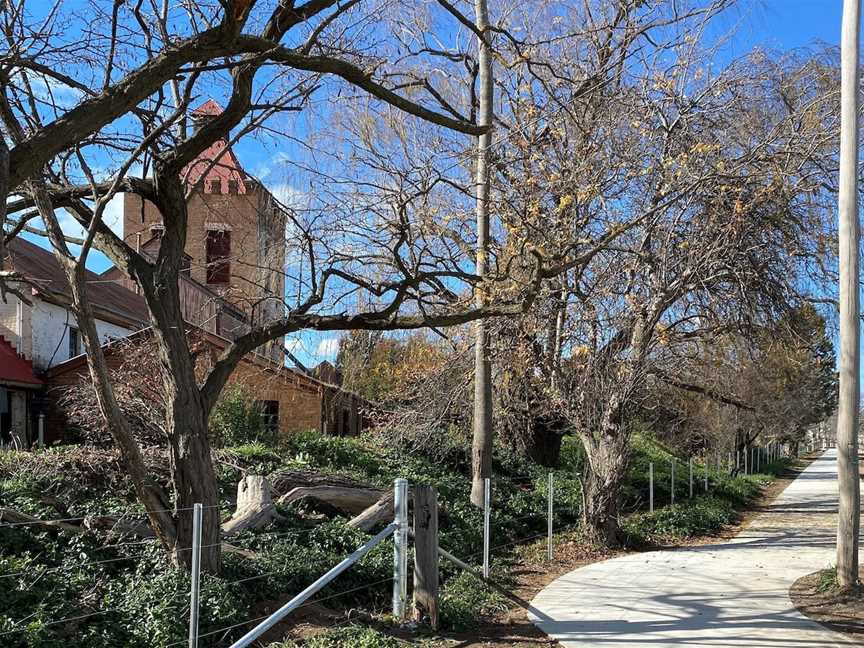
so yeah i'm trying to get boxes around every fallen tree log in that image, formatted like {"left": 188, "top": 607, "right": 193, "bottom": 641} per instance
{"left": 0, "top": 507, "right": 88, "bottom": 534}
{"left": 276, "top": 485, "right": 384, "bottom": 515}
{"left": 347, "top": 490, "right": 394, "bottom": 532}
{"left": 222, "top": 475, "right": 283, "bottom": 536}
{"left": 84, "top": 515, "right": 155, "bottom": 537}
{"left": 268, "top": 469, "right": 374, "bottom": 497}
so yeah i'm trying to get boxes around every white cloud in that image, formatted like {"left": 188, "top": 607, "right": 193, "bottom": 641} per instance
{"left": 284, "top": 337, "right": 304, "bottom": 353}
{"left": 270, "top": 182, "right": 309, "bottom": 211}
{"left": 100, "top": 194, "right": 124, "bottom": 237}
{"left": 315, "top": 338, "right": 340, "bottom": 359}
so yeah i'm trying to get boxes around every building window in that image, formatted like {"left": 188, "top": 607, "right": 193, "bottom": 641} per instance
{"left": 256, "top": 400, "right": 279, "bottom": 435}
{"left": 68, "top": 326, "right": 80, "bottom": 358}
{"left": 209, "top": 179, "right": 221, "bottom": 193}
{"left": 205, "top": 230, "right": 231, "bottom": 284}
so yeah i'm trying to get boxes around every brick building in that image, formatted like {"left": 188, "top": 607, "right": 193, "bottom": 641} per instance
{"left": 0, "top": 238, "right": 365, "bottom": 446}
{"left": 0, "top": 101, "right": 368, "bottom": 445}
{"left": 105, "top": 99, "right": 287, "bottom": 363}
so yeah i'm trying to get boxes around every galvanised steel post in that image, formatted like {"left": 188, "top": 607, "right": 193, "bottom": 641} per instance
{"left": 671, "top": 460, "right": 675, "bottom": 505}
{"left": 188, "top": 503, "right": 203, "bottom": 648}
{"left": 483, "top": 478, "right": 491, "bottom": 579}
{"left": 547, "top": 473, "right": 554, "bottom": 561}
{"left": 649, "top": 462, "right": 654, "bottom": 513}
{"left": 392, "top": 478, "right": 408, "bottom": 620}
{"left": 689, "top": 458, "right": 693, "bottom": 499}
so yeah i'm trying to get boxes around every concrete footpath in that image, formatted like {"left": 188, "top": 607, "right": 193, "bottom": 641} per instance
{"left": 529, "top": 449, "right": 860, "bottom": 647}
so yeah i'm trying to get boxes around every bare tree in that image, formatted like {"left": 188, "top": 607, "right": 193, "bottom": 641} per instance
{"left": 507, "top": 44, "right": 840, "bottom": 544}
{"left": 0, "top": 0, "right": 553, "bottom": 573}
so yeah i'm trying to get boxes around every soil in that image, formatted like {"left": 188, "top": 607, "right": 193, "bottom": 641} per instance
{"left": 790, "top": 569, "right": 864, "bottom": 637}
{"left": 786, "top": 450, "right": 864, "bottom": 642}
{"left": 272, "top": 455, "right": 816, "bottom": 647}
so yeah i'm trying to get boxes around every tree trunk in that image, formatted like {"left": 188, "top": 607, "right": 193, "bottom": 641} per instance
{"left": 837, "top": 0, "right": 861, "bottom": 590}
{"left": 470, "top": 0, "right": 494, "bottom": 508}
{"left": 525, "top": 415, "right": 564, "bottom": 467}
{"left": 165, "top": 384, "right": 222, "bottom": 572}
{"left": 581, "top": 431, "right": 628, "bottom": 547}
{"left": 29, "top": 186, "right": 179, "bottom": 554}
{"left": 150, "top": 279, "right": 221, "bottom": 572}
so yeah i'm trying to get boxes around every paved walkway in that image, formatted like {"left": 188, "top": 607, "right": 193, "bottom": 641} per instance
{"left": 529, "top": 449, "right": 860, "bottom": 647}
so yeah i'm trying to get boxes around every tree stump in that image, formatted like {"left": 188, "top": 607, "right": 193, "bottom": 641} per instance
{"left": 221, "top": 475, "right": 280, "bottom": 535}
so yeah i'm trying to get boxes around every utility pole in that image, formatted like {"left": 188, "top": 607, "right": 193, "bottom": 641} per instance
{"left": 471, "top": 0, "right": 494, "bottom": 507}
{"left": 837, "top": 0, "right": 861, "bottom": 590}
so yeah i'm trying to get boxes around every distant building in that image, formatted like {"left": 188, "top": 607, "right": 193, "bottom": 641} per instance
{"left": 108, "top": 99, "right": 287, "bottom": 363}
{"left": 0, "top": 101, "right": 367, "bottom": 446}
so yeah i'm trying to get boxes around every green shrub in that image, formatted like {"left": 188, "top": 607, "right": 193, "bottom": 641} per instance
{"left": 209, "top": 386, "right": 274, "bottom": 447}
{"left": 817, "top": 566, "right": 838, "bottom": 592}
{"left": 271, "top": 625, "right": 403, "bottom": 647}
{"left": 439, "top": 572, "right": 507, "bottom": 631}
{"left": 624, "top": 495, "right": 737, "bottom": 542}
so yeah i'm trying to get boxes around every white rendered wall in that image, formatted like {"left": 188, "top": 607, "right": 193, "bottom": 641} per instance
{"left": 30, "top": 299, "right": 133, "bottom": 370}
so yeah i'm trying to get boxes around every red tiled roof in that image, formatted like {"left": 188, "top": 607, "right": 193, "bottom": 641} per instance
{"left": 183, "top": 99, "right": 249, "bottom": 195}
{"left": 192, "top": 98, "right": 224, "bottom": 116}
{"left": 0, "top": 335, "right": 42, "bottom": 387}
{"left": 4, "top": 237, "right": 150, "bottom": 327}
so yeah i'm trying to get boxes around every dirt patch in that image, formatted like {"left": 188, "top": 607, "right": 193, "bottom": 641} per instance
{"left": 790, "top": 568, "right": 864, "bottom": 637}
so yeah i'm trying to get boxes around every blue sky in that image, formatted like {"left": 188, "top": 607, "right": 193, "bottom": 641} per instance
{"left": 19, "top": 0, "right": 849, "bottom": 368}
{"left": 728, "top": 1, "right": 842, "bottom": 53}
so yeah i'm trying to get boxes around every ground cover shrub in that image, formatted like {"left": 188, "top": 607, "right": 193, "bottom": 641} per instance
{"left": 439, "top": 571, "right": 509, "bottom": 631}
{"left": 210, "top": 386, "right": 275, "bottom": 448}
{"left": 271, "top": 625, "right": 405, "bottom": 647}
{"left": 0, "top": 430, "right": 790, "bottom": 646}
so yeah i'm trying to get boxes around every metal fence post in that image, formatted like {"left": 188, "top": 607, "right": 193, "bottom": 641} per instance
{"left": 649, "top": 462, "right": 654, "bottom": 513}
{"left": 188, "top": 503, "right": 203, "bottom": 648}
{"left": 689, "top": 457, "right": 693, "bottom": 498}
{"left": 671, "top": 460, "right": 675, "bottom": 505}
{"left": 393, "top": 478, "right": 408, "bottom": 621}
{"left": 704, "top": 458, "right": 709, "bottom": 492}
{"left": 37, "top": 413, "right": 45, "bottom": 450}
{"left": 482, "top": 477, "right": 491, "bottom": 579}
{"left": 547, "top": 473, "right": 554, "bottom": 561}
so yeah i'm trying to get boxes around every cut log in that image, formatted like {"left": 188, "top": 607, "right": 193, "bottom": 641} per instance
{"left": 84, "top": 515, "right": 155, "bottom": 538}
{"left": 222, "top": 475, "right": 282, "bottom": 536}
{"left": 277, "top": 485, "right": 384, "bottom": 516}
{"left": 268, "top": 469, "right": 373, "bottom": 497}
{"left": 348, "top": 491, "right": 395, "bottom": 532}
{"left": 0, "top": 507, "right": 88, "bottom": 534}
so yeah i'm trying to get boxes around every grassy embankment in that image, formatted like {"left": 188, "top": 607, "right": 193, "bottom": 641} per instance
{"left": 0, "top": 432, "right": 789, "bottom": 647}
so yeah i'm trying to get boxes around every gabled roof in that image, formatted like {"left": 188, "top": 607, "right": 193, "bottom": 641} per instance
{"left": 183, "top": 99, "right": 250, "bottom": 195}
{"left": 4, "top": 238, "right": 150, "bottom": 328}
{"left": 45, "top": 325, "right": 326, "bottom": 395}
{"left": 0, "top": 335, "right": 42, "bottom": 387}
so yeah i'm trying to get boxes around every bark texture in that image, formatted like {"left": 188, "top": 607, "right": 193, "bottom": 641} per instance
{"left": 222, "top": 475, "right": 280, "bottom": 536}
{"left": 470, "top": 0, "right": 494, "bottom": 508}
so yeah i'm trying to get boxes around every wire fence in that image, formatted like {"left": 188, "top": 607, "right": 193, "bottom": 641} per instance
{"left": 0, "top": 443, "right": 797, "bottom": 646}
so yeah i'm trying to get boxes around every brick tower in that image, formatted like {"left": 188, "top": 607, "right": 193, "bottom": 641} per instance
{"left": 122, "top": 100, "right": 286, "bottom": 359}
